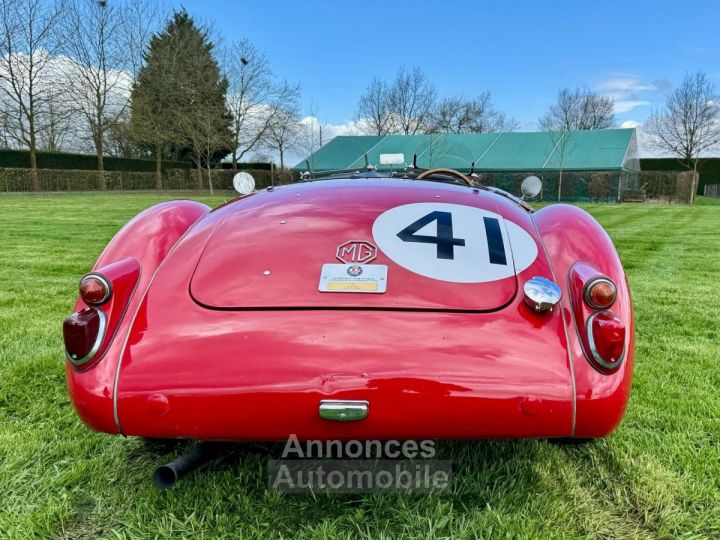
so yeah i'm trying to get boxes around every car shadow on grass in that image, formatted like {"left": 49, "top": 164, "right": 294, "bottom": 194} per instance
{"left": 131, "top": 437, "right": 569, "bottom": 503}
{"left": 110, "top": 437, "right": 616, "bottom": 536}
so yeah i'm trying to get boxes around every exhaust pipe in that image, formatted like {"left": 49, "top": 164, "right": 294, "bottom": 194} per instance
{"left": 153, "top": 442, "right": 222, "bottom": 490}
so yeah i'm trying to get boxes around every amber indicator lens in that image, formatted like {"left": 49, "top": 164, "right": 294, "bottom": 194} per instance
{"left": 79, "top": 275, "right": 111, "bottom": 305}
{"left": 585, "top": 279, "right": 616, "bottom": 309}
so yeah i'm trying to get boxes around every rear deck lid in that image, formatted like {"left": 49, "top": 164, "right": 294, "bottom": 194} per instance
{"left": 190, "top": 179, "right": 539, "bottom": 311}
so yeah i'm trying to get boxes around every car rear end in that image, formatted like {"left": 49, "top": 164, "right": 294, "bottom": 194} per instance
{"left": 65, "top": 179, "right": 632, "bottom": 440}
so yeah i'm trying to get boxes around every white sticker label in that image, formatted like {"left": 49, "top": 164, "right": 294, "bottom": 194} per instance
{"left": 372, "top": 202, "right": 537, "bottom": 283}
{"left": 318, "top": 263, "right": 388, "bottom": 293}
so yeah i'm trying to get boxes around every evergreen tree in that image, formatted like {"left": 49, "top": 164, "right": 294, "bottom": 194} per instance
{"left": 130, "top": 10, "right": 231, "bottom": 189}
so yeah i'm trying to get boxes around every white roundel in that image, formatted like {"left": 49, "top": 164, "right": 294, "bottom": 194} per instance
{"left": 372, "top": 202, "right": 537, "bottom": 283}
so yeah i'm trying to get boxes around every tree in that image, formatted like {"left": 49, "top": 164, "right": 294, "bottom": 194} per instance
{"left": 356, "top": 77, "right": 393, "bottom": 135}
{"left": 539, "top": 87, "right": 614, "bottom": 131}
{"left": 131, "top": 10, "right": 231, "bottom": 191}
{"left": 166, "top": 12, "right": 231, "bottom": 193}
{"left": 297, "top": 102, "right": 323, "bottom": 172}
{"left": 105, "top": 111, "right": 138, "bottom": 158}
{"left": 264, "top": 103, "right": 302, "bottom": 172}
{"left": 0, "top": 0, "right": 63, "bottom": 190}
{"left": 545, "top": 129, "right": 574, "bottom": 202}
{"left": 431, "top": 92, "right": 516, "bottom": 134}
{"left": 224, "top": 39, "right": 300, "bottom": 169}
{"left": 645, "top": 71, "right": 720, "bottom": 202}
{"left": 60, "top": 0, "right": 159, "bottom": 189}
{"left": 388, "top": 66, "right": 436, "bottom": 135}
{"left": 356, "top": 67, "right": 436, "bottom": 135}
{"left": 539, "top": 87, "right": 613, "bottom": 202}
{"left": 131, "top": 12, "right": 191, "bottom": 188}
{"left": 38, "top": 87, "right": 72, "bottom": 151}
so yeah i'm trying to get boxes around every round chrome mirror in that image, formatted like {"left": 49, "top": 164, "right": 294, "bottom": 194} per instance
{"left": 521, "top": 175, "right": 542, "bottom": 199}
{"left": 232, "top": 172, "right": 255, "bottom": 195}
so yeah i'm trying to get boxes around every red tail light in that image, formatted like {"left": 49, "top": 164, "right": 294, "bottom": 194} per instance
{"left": 64, "top": 257, "right": 140, "bottom": 370}
{"left": 569, "top": 263, "right": 627, "bottom": 374}
{"left": 587, "top": 311, "right": 626, "bottom": 372}
{"left": 63, "top": 307, "right": 106, "bottom": 364}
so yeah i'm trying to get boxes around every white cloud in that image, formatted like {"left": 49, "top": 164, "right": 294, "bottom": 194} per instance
{"left": 597, "top": 76, "right": 656, "bottom": 94}
{"left": 614, "top": 100, "right": 651, "bottom": 113}
{"left": 596, "top": 74, "right": 657, "bottom": 114}
{"left": 620, "top": 120, "right": 640, "bottom": 129}
{"left": 299, "top": 116, "right": 365, "bottom": 139}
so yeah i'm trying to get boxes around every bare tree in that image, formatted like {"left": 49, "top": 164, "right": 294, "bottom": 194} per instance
{"left": 540, "top": 87, "right": 615, "bottom": 131}
{"left": 122, "top": 0, "right": 164, "bottom": 81}
{"left": 38, "top": 86, "right": 72, "bottom": 151}
{"left": 356, "top": 67, "right": 437, "bottom": 135}
{"left": 59, "top": 0, "right": 159, "bottom": 189}
{"left": 356, "top": 77, "right": 393, "bottom": 135}
{"left": 645, "top": 71, "right": 720, "bottom": 202}
{"left": 191, "top": 112, "right": 231, "bottom": 196}
{"left": 389, "top": 66, "right": 436, "bottom": 135}
{"left": 264, "top": 104, "right": 302, "bottom": 172}
{"left": 545, "top": 129, "right": 575, "bottom": 202}
{"left": 0, "top": 0, "right": 64, "bottom": 190}
{"left": 297, "top": 102, "right": 323, "bottom": 172}
{"left": 431, "top": 92, "right": 516, "bottom": 134}
{"left": 224, "top": 39, "right": 300, "bottom": 169}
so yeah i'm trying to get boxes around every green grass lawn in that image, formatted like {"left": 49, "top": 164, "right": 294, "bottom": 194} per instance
{"left": 1, "top": 193, "right": 719, "bottom": 539}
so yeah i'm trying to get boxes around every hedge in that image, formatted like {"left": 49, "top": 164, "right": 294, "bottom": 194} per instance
{"left": 0, "top": 167, "right": 289, "bottom": 192}
{"left": 641, "top": 157, "right": 720, "bottom": 195}
{"left": 0, "top": 148, "right": 192, "bottom": 172}
{"left": 219, "top": 161, "right": 273, "bottom": 171}
{"left": 0, "top": 148, "right": 274, "bottom": 173}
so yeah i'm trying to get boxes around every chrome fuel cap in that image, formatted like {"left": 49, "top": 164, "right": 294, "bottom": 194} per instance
{"left": 523, "top": 277, "right": 562, "bottom": 313}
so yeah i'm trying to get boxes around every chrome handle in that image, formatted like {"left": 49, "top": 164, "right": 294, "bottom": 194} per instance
{"left": 319, "top": 400, "right": 369, "bottom": 422}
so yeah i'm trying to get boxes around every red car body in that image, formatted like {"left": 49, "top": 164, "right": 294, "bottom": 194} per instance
{"left": 64, "top": 177, "right": 634, "bottom": 441}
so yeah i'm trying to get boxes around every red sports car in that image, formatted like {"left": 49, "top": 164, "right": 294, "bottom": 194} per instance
{"left": 64, "top": 167, "right": 633, "bottom": 444}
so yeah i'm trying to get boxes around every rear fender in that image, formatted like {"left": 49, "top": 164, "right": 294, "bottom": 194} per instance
{"left": 533, "top": 204, "right": 634, "bottom": 437}
{"left": 65, "top": 200, "right": 211, "bottom": 434}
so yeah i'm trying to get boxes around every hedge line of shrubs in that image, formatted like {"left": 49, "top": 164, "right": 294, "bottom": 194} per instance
{"left": 641, "top": 157, "right": 720, "bottom": 194}
{"left": 0, "top": 167, "right": 282, "bottom": 192}
{"left": 0, "top": 148, "right": 273, "bottom": 173}
{"left": 0, "top": 148, "right": 192, "bottom": 172}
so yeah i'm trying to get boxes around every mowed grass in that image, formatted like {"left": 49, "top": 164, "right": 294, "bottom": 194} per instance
{"left": 1, "top": 193, "right": 719, "bottom": 539}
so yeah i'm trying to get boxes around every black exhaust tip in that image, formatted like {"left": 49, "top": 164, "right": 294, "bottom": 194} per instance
{"left": 153, "top": 464, "right": 180, "bottom": 490}
{"left": 153, "top": 441, "right": 222, "bottom": 490}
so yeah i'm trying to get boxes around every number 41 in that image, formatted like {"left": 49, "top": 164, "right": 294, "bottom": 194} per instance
{"left": 396, "top": 211, "right": 507, "bottom": 265}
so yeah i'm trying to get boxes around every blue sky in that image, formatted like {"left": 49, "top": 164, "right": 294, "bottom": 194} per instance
{"left": 182, "top": 0, "right": 719, "bottom": 139}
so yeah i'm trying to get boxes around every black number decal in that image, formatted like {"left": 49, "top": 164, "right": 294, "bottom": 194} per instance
{"left": 483, "top": 217, "right": 507, "bottom": 265}
{"left": 396, "top": 211, "right": 466, "bottom": 260}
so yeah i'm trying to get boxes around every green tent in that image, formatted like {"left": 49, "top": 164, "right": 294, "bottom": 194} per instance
{"left": 293, "top": 129, "right": 639, "bottom": 174}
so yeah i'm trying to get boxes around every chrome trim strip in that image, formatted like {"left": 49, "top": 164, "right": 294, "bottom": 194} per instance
{"left": 66, "top": 308, "right": 107, "bottom": 366}
{"left": 80, "top": 273, "right": 113, "bottom": 305}
{"left": 529, "top": 215, "right": 577, "bottom": 436}
{"left": 583, "top": 277, "right": 617, "bottom": 310}
{"left": 586, "top": 311, "right": 626, "bottom": 371}
{"left": 319, "top": 400, "right": 369, "bottom": 422}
